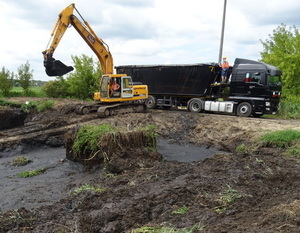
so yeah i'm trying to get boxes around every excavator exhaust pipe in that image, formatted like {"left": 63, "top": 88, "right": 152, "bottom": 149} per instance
{"left": 44, "top": 58, "right": 74, "bottom": 76}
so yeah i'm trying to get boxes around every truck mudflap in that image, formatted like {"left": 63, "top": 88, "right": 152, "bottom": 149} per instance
{"left": 44, "top": 58, "right": 74, "bottom": 76}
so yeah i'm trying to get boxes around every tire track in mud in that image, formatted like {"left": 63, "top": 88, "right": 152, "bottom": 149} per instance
{"left": 0, "top": 114, "right": 100, "bottom": 148}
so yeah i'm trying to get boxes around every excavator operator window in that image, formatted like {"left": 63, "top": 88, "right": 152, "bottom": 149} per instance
{"left": 110, "top": 78, "right": 121, "bottom": 97}
{"left": 121, "top": 76, "right": 133, "bottom": 98}
{"left": 100, "top": 76, "right": 110, "bottom": 98}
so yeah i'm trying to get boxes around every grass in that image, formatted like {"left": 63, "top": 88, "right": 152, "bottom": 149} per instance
{"left": 0, "top": 86, "right": 47, "bottom": 98}
{"left": 214, "top": 185, "right": 247, "bottom": 214}
{"left": 260, "top": 129, "right": 300, "bottom": 148}
{"left": 72, "top": 124, "right": 158, "bottom": 158}
{"left": 21, "top": 100, "right": 55, "bottom": 113}
{"left": 129, "top": 223, "right": 205, "bottom": 233}
{"left": 235, "top": 143, "right": 249, "bottom": 153}
{"left": 139, "top": 124, "right": 158, "bottom": 151}
{"left": 71, "top": 184, "right": 106, "bottom": 195}
{"left": 171, "top": 205, "right": 189, "bottom": 215}
{"left": 17, "top": 168, "right": 46, "bottom": 178}
{"left": 283, "top": 143, "right": 300, "bottom": 157}
{"left": 0, "top": 99, "right": 55, "bottom": 113}
{"left": 0, "top": 99, "right": 22, "bottom": 108}
{"left": 259, "top": 129, "right": 300, "bottom": 158}
{"left": 73, "top": 124, "right": 116, "bottom": 156}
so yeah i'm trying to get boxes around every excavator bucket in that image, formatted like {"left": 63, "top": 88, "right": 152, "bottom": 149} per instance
{"left": 44, "top": 58, "right": 74, "bottom": 76}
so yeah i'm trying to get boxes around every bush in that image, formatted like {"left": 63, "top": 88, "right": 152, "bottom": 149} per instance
{"left": 42, "top": 79, "right": 70, "bottom": 98}
{"left": 277, "top": 95, "right": 300, "bottom": 119}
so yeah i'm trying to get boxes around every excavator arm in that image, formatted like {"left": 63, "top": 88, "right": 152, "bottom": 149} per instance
{"left": 42, "top": 3, "right": 113, "bottom": 76}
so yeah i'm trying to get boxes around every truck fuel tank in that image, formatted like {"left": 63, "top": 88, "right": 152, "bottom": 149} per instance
{"left": 204, "top": 101, "right": 234, "bottom": 113}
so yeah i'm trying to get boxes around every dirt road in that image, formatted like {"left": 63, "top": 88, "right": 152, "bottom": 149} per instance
{"left": 0, "top": 97, "right": 299, "bottom": 233}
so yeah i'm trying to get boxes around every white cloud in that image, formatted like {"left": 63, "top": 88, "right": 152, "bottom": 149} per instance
{"left": 0, "top": 0, "right": 300, "bottom": 81}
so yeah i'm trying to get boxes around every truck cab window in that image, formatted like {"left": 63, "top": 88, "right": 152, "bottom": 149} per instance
{"left": 268, "top": 75, "right": 281, "bottom": 86}
{"left": 244, "top": 72, "right": 262, "bottom": 84}
{"left": 251, "top": 72, "right": 262, "bottom": 84}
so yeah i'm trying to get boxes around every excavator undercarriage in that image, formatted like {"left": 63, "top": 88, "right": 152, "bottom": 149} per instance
{"left": 75, "top": 102, "right": 147, "bottom": 117}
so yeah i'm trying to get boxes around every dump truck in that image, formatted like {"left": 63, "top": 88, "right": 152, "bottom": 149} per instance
{"left": 116, "top": 58, "right": 282, "bottom": 117}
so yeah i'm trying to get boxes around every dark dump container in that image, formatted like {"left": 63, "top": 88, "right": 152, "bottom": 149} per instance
{"left": 116, "top": 63, "right": 221, "bottom": 97}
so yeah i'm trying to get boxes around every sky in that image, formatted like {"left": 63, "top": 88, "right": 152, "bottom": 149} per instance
{"left": 1, "top": 0, "right": 300, "bottom": 81}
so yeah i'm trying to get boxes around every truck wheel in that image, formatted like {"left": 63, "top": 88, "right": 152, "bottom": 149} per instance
{"left": 145, "top": 96, "right": 157, "bottom": 109}
{"left": 188, "top": 99, "right": 202, "bottom": 113}
{"left": 237, "top": 102, "right": 252, "bottom": 117}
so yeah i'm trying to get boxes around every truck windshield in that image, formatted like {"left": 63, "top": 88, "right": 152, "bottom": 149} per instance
{"left": 268, "top": 75, "right": 281, "bottom": 87}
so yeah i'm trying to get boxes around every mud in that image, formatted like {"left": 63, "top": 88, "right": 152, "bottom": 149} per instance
{"left": 0, "top": 97, "right": 299, "bottom": 233}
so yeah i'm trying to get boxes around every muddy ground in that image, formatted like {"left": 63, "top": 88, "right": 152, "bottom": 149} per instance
{"left": 0, "top": 97, "right": 299, "bottom": 233}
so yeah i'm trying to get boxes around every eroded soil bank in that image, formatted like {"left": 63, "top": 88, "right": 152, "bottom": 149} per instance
{"left": 0, "top": 97, "right": 299, "bottom": 233}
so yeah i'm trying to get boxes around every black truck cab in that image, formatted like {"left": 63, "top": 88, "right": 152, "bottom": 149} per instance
{"left": 229, "top": 58, "right": 282, "bottom": 116}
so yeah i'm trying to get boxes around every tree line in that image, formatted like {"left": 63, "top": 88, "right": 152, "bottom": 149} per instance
{"left": 0, "top": 55, "right": 100, "bottom": 99}
{"left": 260, "top": 24, "right": 300, "bottom": 96}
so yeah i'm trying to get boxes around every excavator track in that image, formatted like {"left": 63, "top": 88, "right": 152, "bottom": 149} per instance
{"left": 74, "top": 103, "right": 147, "bottom": 117}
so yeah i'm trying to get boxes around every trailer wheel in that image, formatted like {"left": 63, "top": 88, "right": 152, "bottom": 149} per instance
{"left": 237, "top": 102, "right": 252, "bottom": 117}
{"left": 145, "top": 95, "right": 157, "bottom": 109}
{"left": 188, "top": 99, "right": 202, "bottom": 113}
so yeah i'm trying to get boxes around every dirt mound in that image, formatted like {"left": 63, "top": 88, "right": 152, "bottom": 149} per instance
{"left": 0, "top": 107, "right": 26, "bottom": 130}
{"left": 65, "top": 125, "right": 162, "bottom": 173}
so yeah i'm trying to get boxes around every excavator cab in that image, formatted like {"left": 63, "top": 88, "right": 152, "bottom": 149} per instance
{"left": 94, "top": 74, "right": 147, "bottom": 102}
{"left": 44, "top": 57, "right": 74, "bottom": 77}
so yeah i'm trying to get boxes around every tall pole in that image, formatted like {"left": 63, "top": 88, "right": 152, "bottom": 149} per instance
{"left": 218, "top": 0, "right": 227, "bottom": 63}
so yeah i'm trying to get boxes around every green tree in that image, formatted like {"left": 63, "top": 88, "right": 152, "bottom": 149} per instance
{"left": 260, "top": 24, "right": 300, "bottom": 95}
{"left": 66, "top": 54, "right": 101, "bottom": 99}
{"left": 17, "top": 61, "right": 33, "bottom": 95}
{"left": 0, "top": 67, "right": 14, "bottom": 97}
{"left": 42, "top": 76, "right": 70, "bottom": 98}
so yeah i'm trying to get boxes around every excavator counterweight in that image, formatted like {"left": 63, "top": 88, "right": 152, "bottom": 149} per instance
{"left": 44, "top": 58, "right": 74, "bottom": 76}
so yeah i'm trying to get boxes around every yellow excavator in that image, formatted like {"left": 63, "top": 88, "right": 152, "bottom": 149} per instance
{"left": 42, "top": 3, "right": 148, "bottom": 116}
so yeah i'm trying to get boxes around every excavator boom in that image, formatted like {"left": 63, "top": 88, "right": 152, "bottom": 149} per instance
{"left": 42, "top": 3, "right": 113, "bottom": 76}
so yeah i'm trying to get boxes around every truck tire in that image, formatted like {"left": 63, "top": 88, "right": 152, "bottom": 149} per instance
{"left": 145, "top": 95, "right": 157, "bottom": 109}
{"left": 237, "top": 102, "right": 252, "bottom": 117}
{"left": 188, "top": 98, "right": 203, "bottom": 113}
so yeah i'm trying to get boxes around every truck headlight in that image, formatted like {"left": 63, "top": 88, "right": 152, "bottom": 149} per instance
{"left": 265, "top": 102, "right": 271, "bottom": 107}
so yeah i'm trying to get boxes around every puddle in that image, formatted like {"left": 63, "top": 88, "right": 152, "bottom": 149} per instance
{"left": 157, "top": 138, "right": 219, "bottom": 162}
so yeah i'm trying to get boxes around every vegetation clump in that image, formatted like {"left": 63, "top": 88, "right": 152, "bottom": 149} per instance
{"left": 11, "top": 156, "right": 31, "bottom": 166}
{"left": 17, "top": 168, "right": 46, "bottom": 178}
{"left": 71, "top": 184, "right": 106, "bottom": 195}
{"left": 21, "top": 100, "right": 55, "bottom": 113}
{"left": 214, "top": 185, "right": 247, "bottom": 214}
{"left": 260, "top": 129, "right": 300, "bottom": 148}
{"left": 129, "top": 223, "right": 205, "bottom": 233}
{"left": 72, "top": 124, "right": 116, "bottom": 157}
{"left": 66, "top": 123, "right": 160, "bottom": 171}
{"left": 171, "top": 205, "right": 189, "bottom": 215}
